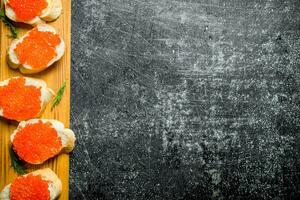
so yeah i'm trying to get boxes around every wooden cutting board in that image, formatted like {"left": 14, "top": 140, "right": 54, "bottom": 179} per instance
{"left": 0, "top": 1, "right": 71, "bottom": 199}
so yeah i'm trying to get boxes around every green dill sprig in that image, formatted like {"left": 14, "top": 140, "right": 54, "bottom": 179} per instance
{"left": 51, "top": 81, "right": 66, "bottom": 110}
{"left": 0, "top": 8, "right": 18, "bottom": 38}
{"left": 9, "top": 146, "right": 26, "bottom": 175}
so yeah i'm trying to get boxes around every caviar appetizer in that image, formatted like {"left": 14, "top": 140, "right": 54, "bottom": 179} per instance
{"left": 0, "top": 77, "right": 54, "bottom": 121}
{"left": 4, "top": 0, "right": 62, "bottom": 26}
{"left": 11, "top": 119, "right": 76, "bottom": 164}
{"left": 0, "top": 168, "right": 62, "bottom": 200}
{"left": 8, "top": 24, "right": 65, "bottom": 74}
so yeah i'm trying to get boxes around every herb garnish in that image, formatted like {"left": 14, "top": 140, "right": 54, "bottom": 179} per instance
{"left": 51, "top": 81, "right": 66, "bottom": 110}
{"left": 9, "top": 146, "right": 26, "bottom": 175}
{"left": 0, "top": 8, "right": 18, "bottom": 38}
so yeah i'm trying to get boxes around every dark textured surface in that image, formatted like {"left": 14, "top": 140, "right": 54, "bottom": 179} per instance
{"left": 70, "top": 0, "right": 300, "bottom": 199}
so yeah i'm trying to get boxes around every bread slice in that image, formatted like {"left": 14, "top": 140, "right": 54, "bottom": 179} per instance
{"left": 4, "top": 0, "right": 62, "bottom": 26}
{"left": 11, "top": 119, "right": 76, "bottom": 164}
{"left": 0, "top": 77, "right": 54, "bottom": 121}
{"left": 0, "top": 168, "right": 62, "bottom": 200}
{"left": 8, "top": 24, "right": 65, "bottom": 74}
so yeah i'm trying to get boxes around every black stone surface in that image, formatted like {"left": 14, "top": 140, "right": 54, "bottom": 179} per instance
{"left": 70, "top": 0, "right": 300, "bottom": 199}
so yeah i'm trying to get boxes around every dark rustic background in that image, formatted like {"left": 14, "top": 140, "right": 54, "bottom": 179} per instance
{"left": 70, "top": 0, "right": 300, "bottom": 199}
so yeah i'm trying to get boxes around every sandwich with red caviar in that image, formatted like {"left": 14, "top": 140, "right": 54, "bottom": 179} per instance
{"left": 8, "top": 24, "right": 65, "bottom": 74}
{"left": 0, "top": 168, "right": 62, "bottom": 200}
{"left": 0, "top": 77, "right": 54, "bottom": 121}
{"left": 4, "top": 0, "right": 62, "bottom": 26}
{"left": 11, "top": 119, "right": 76, "bottom": 164}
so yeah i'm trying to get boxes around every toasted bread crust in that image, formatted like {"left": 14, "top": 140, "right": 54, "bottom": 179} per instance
{"left": 0, "top": 184, "right": 10, "bottom": 200}
{"left": 0, "top": 168, "right": 62, "bottom": 200}
{"left": 40, "top": 0, "right": 62, "bottom": 22}
{"left": 62, "top": 128, "right": 76, "bottom": 153}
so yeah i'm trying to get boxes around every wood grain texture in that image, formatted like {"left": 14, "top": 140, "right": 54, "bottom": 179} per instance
{"left": 0, "top": 1, "right": 71, "bottom": 199}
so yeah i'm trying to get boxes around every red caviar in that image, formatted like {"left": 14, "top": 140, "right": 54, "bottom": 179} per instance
{"left": 8, "top": 0, "right": 48, "bottom": 21}
{"left": 10, "top": 174, "right": 50, "bottom": 200}
{"left": 14, "top": 27, "right": 61, "bottom": 69}
{"left": 0, "top": 77, "right": 41, "bottom": 120}
{"left": 13, "top": 120, "right": 62, "bottom": 164}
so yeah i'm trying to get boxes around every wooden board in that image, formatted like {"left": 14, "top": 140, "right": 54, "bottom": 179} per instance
{"left": 0, "top": 1, "right": 71, "bottom": 199}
